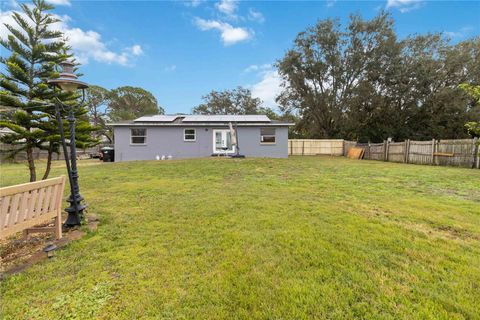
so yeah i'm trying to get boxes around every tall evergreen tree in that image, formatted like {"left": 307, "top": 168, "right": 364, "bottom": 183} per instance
{"left": 0, "top": 0, "right": 97, "bottom": 181}
{"left": 0, "top": 0, "right": 66, "bottom": 181}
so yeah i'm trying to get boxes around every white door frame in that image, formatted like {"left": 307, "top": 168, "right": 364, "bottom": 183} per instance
{"left": 212, "top": 129, "right": 236, "bottom": 154}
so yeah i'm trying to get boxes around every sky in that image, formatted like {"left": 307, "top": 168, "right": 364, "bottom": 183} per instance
{"left": 1, "top": 0, "right": 479, "bottom": 114}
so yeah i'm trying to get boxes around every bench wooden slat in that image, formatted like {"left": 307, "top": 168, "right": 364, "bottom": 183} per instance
{"left": 4, "top": 210, "right": 58, "bottom": 237}
{"left": 43, "top": 185, "right": 53, "bottom": 213}
{"left": 0, "top": 177, "right": 66, "bottom": 197}
{"left": 35, "top": 187, "right": 46, "bottom": 218}
{"left": 0, "top": 176, "right": 66, "bottom": 240}
{"left": 27, "top": 189, "right": 39, "bottom": 220}
{"left": 0, "top": 196, "right": 11, "bottom": 229}
{"left": 7, "top": 193, "right": 22, "bottom": 226}
{"left": 17, "top": 191, "right": 29, "bottom": 224}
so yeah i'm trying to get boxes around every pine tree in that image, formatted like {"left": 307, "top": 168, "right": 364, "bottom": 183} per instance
{"left": 0, "top": 0, "right": 66, "bottom": 181}
{"left": 0, "top": 0, "right": 97, "bottom": 181}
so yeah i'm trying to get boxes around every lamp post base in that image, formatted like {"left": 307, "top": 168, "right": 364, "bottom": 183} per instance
{"left": 63, "top": 212, "right": 83, "bottom": 227}
{"left": 63, "top": 194, "right": 87, "bottom": 227}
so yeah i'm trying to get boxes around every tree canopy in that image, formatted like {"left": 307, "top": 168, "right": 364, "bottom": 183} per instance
{"left": 276, "top": 12, "right": 480, "bottom": 142}
{"left": 85, "top": 85, "right": 111, "bottom": 141}
{"left": 108, "top": 86, "right": 164, "bottom": 121}
{"left": 192, "top": 86, "right": 276, "bottom": 116}
{"left": 460, "top": 84, "right": 480, "bottom": 138}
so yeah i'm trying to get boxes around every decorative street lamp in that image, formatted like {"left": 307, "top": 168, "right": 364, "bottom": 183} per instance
{"left": 48, "top": 61, "right": 89, "bottom": 227}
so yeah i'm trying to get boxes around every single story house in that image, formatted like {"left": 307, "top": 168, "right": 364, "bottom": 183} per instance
{"left": 110, "top": 115, "right": 293, "bottom": 161}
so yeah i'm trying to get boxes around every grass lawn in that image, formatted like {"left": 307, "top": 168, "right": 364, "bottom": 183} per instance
{"left": 1, "top": 156, "right": 479, "bottom": 319}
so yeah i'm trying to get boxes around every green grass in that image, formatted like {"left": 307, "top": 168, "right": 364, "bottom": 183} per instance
{"left": 1, "top": 157, "right": 479, "bottom": 319}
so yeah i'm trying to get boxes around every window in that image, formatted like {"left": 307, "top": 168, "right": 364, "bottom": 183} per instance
{"left": 131, "top": 128, "right": 146, "bottom": 145}
{"left": 184, "top": 129, "right": 196, "bottom": 141}
{"left": 260, "top": 128, "right": 276, "bottom": 144}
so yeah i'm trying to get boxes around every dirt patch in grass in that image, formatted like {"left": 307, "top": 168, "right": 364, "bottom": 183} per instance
{"left": 390, "top": 220, "right": 479, "bottom": 242}
{"left": 0, "top": 224, "right": 56, "bottom": 273}
{"left": 434, "top": 224, "right": 480, "bottom": 241}
{"left": 0, "top": 215, "right": 99, "bottom": 276}
{"left": 357, "top": 205, "right": 479, "bottom": 242}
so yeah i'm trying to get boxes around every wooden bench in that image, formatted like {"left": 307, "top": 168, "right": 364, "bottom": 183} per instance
{"left": 0, "top": 176, "right": 66, "bottom": 240}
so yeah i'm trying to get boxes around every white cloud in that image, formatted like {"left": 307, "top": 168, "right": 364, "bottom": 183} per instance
{"left": 183, "top": 0, "right": 205, "bottom": 7}
{"left": 129, "top": 44, "right": 143, "bottom": 56}
{"left": 243, "top": 65, "right": 259, "bottom": 73}
{"left": 194, "top": 18, "right": 252, "bottom": 45}
{"left": 243, "top": 63, "right": 271, "bottom": 73}
{"left": 0, "top": 9, "right": 142, "bottom": 66}
{"left": 326, "top": 0, "right": 336, "bottom": 8}
{"left": 215, "top": 0, "right": 238, "bottom": 15}
{"left": 251, "top": 69, "right": 282, "bottom": 109}
{"left": 164, "top": 65, "right": 177, "bottom": 71}
{"left": 386, "top": 0, "right": 425, "bottom": 13}
{"left": 247, "top": 8, "right": 265, "bottom": 23}
{"left": 60, "top": 27, "right": 138, "bottom": 65}
{"left": 445, "top": 31, "right": 461, "bottom": 38}
{"left": 46, "top": 0, "right": 71, "bottom": 6}
{"left": 445, "top": 26, "right": 474, "bottom": 39}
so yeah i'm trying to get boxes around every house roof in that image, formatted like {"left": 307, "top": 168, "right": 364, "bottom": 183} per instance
{"left": 109, "top": 115, "right": 294, "bottom": 127}
{"left": 134, "top": 115, "right": 179, "bottom": 122}
{"left": 181, "top": 115, "right": 270, "bottom": 122}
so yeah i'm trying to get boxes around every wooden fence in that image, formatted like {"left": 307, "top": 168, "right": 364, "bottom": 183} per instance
{"left": 356, "top": 138, "right": 479, "bottom": 168}
{"left": 0, "top": 176, "right": 66, "bottom": 240}
{"left": 289, "top": 138, "right": 480, "bottom": 169}
{"left": 288, "top": 139, "right": 345, "bottom": 156}
{"left": 0, "top": 144, "right": 107, "bottom": 163}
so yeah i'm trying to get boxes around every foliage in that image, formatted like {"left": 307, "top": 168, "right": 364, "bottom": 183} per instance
{"left": 193, "top": 86, "right": 276, "bottom": 116}
{"left": 107, "top": 86, "right": 164, "bottom": 121}
{"left": 464, "top": 122, "right": 480, "bottom": 138}
{"left": 84, "top": 85, "right": 111, "bottom": 142}
{"left": 459, "top": 84, "right": 480, "bottom": 104}
{"left": 0, "top": 0, "right": 97, "bottom": 180}
{"left": 0, "top": 0, "right": 66, "bottom": 181}
{"left": 277, "top": 12, "right": 480, "bottom": 142}
{"left": 1, "top": 157, "right": 479, "bottom": 319}
{"left": 459, "top": 84, "right": 480, "bottom": 139}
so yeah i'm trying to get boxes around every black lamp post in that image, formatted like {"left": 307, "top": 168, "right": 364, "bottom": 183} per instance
{"left": 48, "top": 61, "right": 89, "bottom": 228}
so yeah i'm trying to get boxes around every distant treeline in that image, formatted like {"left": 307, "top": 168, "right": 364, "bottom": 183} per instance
{"left": 275, "top": 12, "right": 479, "bottom": 142}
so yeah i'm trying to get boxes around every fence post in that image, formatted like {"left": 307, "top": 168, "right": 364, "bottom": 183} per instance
{"left": 473, "top": 137, "right": 479, "bottom": 169}
{"left": 383, "top": 140, "right": 388, "bottom": 161}
{"left": 431, "top": 138, "right": 436, "bottom": 165}
{"left": 302, "top": 140, "right": 305, "bottom": 156}
{"left": 404, "top": 139, "right": 409, "bottom": 163}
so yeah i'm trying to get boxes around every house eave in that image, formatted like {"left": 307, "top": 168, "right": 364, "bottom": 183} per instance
{"left": 108, "top": 122, "right": 295, "bottom": 127}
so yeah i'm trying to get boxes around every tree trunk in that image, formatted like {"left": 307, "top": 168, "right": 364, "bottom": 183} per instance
{"left": 26, "top": 146, "right": 36, "bottom": 182}
{"left": 42, "top": 142, "right": 54, "bottom": 180}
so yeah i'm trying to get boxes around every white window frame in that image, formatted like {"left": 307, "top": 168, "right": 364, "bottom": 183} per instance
{"left": 260, "top": 128, "right": 276, "bottom": 145}
{"left": 130, "top": 128, "right": 147, "bottom": 145}
{"left": 184, "top": 128, "right": 196, "bottom": 142}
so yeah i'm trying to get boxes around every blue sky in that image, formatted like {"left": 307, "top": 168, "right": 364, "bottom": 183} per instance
{"left": 1, "top": 0, "right": 479, "bottom": 113}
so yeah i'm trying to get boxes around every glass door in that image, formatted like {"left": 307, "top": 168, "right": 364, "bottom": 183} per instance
{"left": 213, "top": 130, "right": 235, "bottom": 154}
